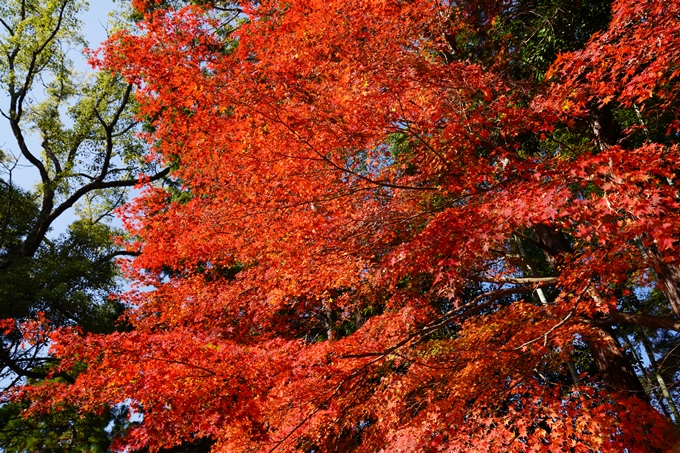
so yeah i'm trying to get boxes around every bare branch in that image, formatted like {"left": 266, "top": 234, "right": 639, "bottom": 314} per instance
{"left": 514, "top": 310, "right": 574, "bottom": 350}
{"left": 469, "top": 275, "right": 559, "bottom": 285}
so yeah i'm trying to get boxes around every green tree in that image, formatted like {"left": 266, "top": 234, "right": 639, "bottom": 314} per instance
{"left": 0, "top": 0, "right": 168, "bottom": 449}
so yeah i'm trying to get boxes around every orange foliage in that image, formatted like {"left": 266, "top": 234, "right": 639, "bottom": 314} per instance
{"left": 14, "top": 0, "right": 680, "bottom": 451}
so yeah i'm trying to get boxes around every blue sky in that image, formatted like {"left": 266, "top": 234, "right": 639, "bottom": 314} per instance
{"left": 81, "top": 1, "right": 120, "bottom": 57}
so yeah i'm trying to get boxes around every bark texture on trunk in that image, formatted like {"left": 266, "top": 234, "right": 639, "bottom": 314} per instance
{"left": 587, "top": 325, "right": 647, "bottom": 397}
{"left": 638, "top": 240, "right": 680, "bottom": 319}
{"left": 533, "top": 223, "right": 646, "bottom": 398}
{"left": 590, "top": 105, "right": 680, "bottom": 318}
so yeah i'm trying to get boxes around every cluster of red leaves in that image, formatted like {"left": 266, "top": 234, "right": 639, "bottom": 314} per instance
{"left": 543, "top": 0, "right": 680, "bottom": 117}
{"left": 15, "top": 0, "right": 680, "bottom": 451}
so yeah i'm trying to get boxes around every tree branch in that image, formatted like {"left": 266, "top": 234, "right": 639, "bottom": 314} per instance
{"left": 584, "top": 311, "right": 680, "bottom": 333}
{"left": 19, "top": 166, "right": 171, "bottom": 259}
{"left": 341, "top": 284, "right": 546, "bottom": 359}
{"left": 468, "top": 275, "right": 559, "bottom": 285}
{"left": 514, "top": 230, "right": 560, "bottom": 257}
{"left": 0, "top": 346, "right": 74, "bottom": 384}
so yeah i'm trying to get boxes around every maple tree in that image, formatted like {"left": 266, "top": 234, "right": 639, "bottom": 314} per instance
{"left": 11, "top": 0, "right": 680, "bottom": 451}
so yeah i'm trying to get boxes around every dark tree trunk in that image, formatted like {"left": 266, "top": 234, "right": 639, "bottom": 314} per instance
{"left": 589, "top": 105, "right": 680, "bottom": 319}
{"left": 588, "top": 104, "right": 622, "bottom": 151}
{"left": 533, "top": 223, "right": 646, "bottom": 398}
{"left": 586, "top": 325, "right": 647, "bottom": 397}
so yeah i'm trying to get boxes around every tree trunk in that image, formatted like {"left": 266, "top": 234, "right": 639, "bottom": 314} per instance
{"left": 532, "top": 223, "right": 646, "bottom": 397}
{"left": 637, "top": 239, "right": 680, "bottom": 318}
{"left": 586, "top": 325, "right": 647, "bottom": 397}
{"left": 590, "top": 106, "right": 680, "bottom": 318}
{"left": 639, "top": 331, "right": 680, "bottom": 422}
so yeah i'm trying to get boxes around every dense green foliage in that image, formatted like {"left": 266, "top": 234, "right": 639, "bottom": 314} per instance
{"left": 0, "top": 0, "right": 168, "bottom": 450}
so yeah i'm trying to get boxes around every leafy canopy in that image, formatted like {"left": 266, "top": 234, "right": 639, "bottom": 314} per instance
{"left": 14, "top": 0, "right": 680, "bottom": 451}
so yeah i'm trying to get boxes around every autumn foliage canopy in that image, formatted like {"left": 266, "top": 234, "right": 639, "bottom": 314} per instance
{"left": 13, "top": 0, "right": 680, "bottom": 451}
